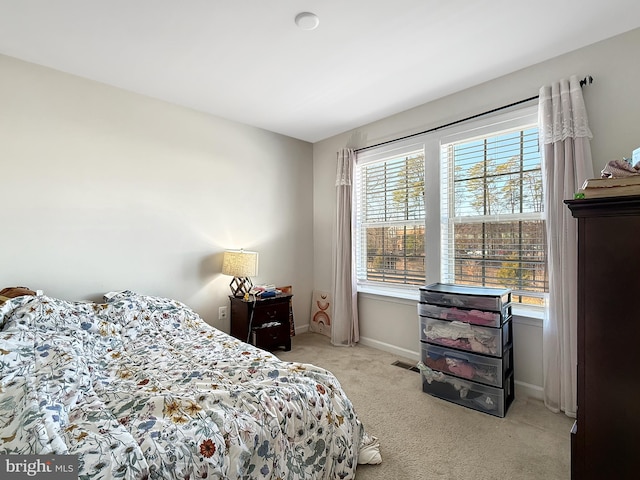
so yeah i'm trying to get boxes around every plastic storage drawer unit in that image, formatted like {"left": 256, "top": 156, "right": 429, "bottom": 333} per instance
{"left": 421, "top": 342, "right": 513, "bottom": 388}
{"left": 419, "top": 315, "right": 512, "bottom": 358}
{"left": 420, "top": 365, "right": 514, "bottom": 417}
{"left": 417, "top": 302, "right": 511, "bottom": 328}
{"left": 419, "top": 283, "right": 511, "bottom": 312}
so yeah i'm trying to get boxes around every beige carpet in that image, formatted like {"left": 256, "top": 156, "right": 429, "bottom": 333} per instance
{"left": 276, "top": 332, "right": 574, "bottom": 480}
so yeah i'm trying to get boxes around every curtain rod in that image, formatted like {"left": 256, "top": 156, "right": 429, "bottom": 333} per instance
{"left": 354, "top": 75, "right": 594, "bottom": 153}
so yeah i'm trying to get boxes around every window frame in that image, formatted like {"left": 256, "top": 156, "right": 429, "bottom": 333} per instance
{"left": 354, "top": 105, "right": 545, "bottom": 314}
{"left": 354, "top": 139, "right": 427, "bottom": 297}
{"left": 439, "top": 106, "right": 544, "bottom": 308}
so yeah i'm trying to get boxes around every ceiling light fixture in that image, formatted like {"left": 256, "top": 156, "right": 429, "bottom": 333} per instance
{"left": 295, "top": 12, "right": 319, "bottom": 31}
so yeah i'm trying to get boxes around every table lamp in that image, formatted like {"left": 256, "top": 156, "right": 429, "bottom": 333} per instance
{"left": 222, "top": 249, "right": 259, "bottom": 297}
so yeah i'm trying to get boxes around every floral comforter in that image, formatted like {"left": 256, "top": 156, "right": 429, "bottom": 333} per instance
{"left": 0, "top": 291, "right": 374, "bottom": 479}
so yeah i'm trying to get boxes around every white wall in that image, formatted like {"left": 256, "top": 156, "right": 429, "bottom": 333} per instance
{"left": 0, "top": 54, "right": 314, "bottom": 331}
{"left": 313, "top": 28, "right": 640, "bottom": 398}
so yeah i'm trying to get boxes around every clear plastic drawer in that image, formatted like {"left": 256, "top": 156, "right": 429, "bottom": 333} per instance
{"left": 421, "top": 342, "right": 512, "bottom": 387}
{"left": 419, "top": 316, "right": 512, "bottom": 358}
{"left": 419, "top": 283, "right": 511, "bottom": 312}
{"left": 419, "top": 364, "right": 514, "bottom": 417}
{"left": 417, "top": 302, "right": 511, "bottom": 328}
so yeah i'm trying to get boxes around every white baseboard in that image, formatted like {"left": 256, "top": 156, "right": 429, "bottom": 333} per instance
{"left": 303, "top": 331, "right": 546, "bottom": 402}
{"left": 358, "top": 335, "right": 420, "bottom": 362}
{"left": 514, "top": 380, "right": 544, "bottom": 401}
{"left": 358, "top": 335, "right": 545, "bottom": 402}
{"left": 295, "top": 324, "right": 310, "bottom": 335}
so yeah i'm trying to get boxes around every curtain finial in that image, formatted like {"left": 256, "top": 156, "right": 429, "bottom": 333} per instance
{"left": 579, "top": 75, "right": 593, "bottom": 87}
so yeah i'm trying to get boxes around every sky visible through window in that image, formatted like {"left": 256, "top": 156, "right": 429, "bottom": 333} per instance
{"left": 451, "top": 128, "right": 541, "bottom": 217}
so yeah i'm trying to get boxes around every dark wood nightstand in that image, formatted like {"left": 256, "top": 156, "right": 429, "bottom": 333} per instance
{"left": 229, "top": 294, "right": 292, "bottom": 351}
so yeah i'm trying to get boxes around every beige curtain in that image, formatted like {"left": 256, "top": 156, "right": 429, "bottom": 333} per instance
{"left": 332, "top": 148, "right": 359, "bottom": 346}
{"left": 539, "top": 75, "right": 593, "bottom": 417}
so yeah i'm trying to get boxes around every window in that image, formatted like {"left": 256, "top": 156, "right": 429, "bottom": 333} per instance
{"left": 440, "top": 119, "right": 546, "bottom": 306}
{"left": 354, "top": 106, "right": 547, "bottom": 306}
{"left": 355, "top": 143, "right": 426, "bottom": 289}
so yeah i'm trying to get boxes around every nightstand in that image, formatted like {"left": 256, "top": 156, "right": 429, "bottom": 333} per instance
{"left": 229, "top": 294, "right": 292, "bottom": 351}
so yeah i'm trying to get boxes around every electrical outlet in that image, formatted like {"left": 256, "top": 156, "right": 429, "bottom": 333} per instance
{"left": 218, "top": 306, "right": 227, "bottom": 320}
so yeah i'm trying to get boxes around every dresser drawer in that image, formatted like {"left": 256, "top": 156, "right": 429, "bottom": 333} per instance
{"left": 417, "top": 302, "right": 511, "bottom": 328}
{"left": 421, "top": 342, "right": 512, "bottom": 387}
{"left": 253, "top": 300, "right": 290, "bottom": 326}
{"left": 419, "top": 316, "right": 512, "bottom": 357}
{"left": 252, "top": 323, "right": 290, "bottom": 351}
{"left": 420, "top": 364, "right": 514, "bottom": 417}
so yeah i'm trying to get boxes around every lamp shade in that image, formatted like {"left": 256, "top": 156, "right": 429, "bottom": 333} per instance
{"left": 222, "top": 250, "right": 258, "bottom": 278}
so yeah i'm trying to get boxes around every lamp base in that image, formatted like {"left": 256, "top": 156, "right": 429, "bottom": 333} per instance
{"left": 229, "top": 277, "right": 253, "bottom": 298}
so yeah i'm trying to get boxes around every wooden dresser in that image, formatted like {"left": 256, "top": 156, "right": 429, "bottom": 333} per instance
{"left": 566, "top": 196, "right": 640, "bottom": 479}
{"left": 229, "top": 294, "right": 292, "bottom": 352}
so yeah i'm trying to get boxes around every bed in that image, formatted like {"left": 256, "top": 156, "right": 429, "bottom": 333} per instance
{"left": 0, "top": 289, "right": 380, "bottom": 479}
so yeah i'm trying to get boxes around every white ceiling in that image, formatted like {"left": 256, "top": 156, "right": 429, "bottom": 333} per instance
{"left": 1, "top": 1, "right": 640, "bottom": 143}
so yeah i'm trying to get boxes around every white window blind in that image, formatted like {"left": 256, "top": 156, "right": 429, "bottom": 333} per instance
{"left": 353, "top": 105, "right": 547, "bottom": 306}
{"left": 440, "top": 121, "right": 547, "bottom": 306}
{"left": 355, "top": 144, "right": 426, "bottom": 288}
